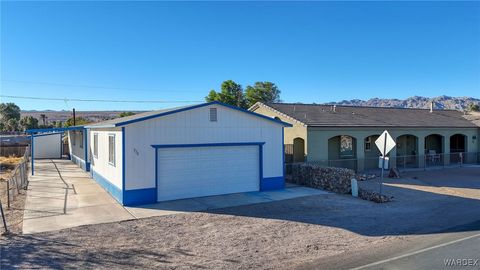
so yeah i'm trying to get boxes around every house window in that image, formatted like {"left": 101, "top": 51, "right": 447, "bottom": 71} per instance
{"left": 108, "top": 134, "right": 115, "bottom": 166}
{"left": 93, "top": 133, "right": 98, "bottom": 158}
{"left": 72, "top": 132, "right": 76, "bottom": 146}
{"left": 209, "top": 108, "right": 217, "bottom": 122}
{"left": 79, "top": 132, "right": 84, "bottom": 149}
{"left": 365, "top": 137, "right": 371, "bottom": 151}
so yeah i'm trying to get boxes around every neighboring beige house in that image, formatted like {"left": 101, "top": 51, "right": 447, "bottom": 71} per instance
{"left": 250, "top": 102, "right": 479, "bottom": 171}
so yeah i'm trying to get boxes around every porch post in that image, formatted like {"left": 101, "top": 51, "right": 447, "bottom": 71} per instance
{"left": 418, "top": 136, "right": 425, "bottom": 168}
{"left": 356, "top": 136, "right": 365, "bottom": 172}
{"left": 444, "top": 136, "right": 450, "bottom": 166}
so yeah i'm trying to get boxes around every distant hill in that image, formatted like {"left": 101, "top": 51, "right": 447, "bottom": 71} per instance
{"left": 21, "top": 110, "right": 146, "bottom": 124}
{"left": 328, "top": 96, "right": 480, "bottom": 110}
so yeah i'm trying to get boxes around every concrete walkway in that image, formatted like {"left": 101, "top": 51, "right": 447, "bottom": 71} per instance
{"left": 23, "top": 159, "right": 134, "bottom": 234}
{"left": 23, "top": 159, "right": 328, "bottom": 234}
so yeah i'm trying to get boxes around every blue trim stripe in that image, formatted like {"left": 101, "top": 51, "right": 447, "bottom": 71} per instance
{"left": 260, "top": 176, "right": 285, "bottom": 191}
{"left": 151, "top": 142, "right": 265, "bottom": 149}
{"left": 71, "top": 155, "right": 87, "bottom": 171}
{"left": 83, "top": 128, "right": 90, "bottom": 171}
{"left": 259, "top": 144, "right": 263, "bottom": 188}
{"left": 32, "top": 132, "right": 64, "bottom": 138}
{"left": 86, "top": 101, "right": 291, "bottom": 129}
{"left": 26, "top": 126, "right": 84, "bottom": 134}
{"left": 91, "top": 169, "right": 123, "bottom": 204}
{"left": 123, "top": 188, "right": 156, "bottom": 206}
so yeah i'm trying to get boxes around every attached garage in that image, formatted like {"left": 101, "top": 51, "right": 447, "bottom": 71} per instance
{"left": 85, "top": 101, "right": 291, "bottom": 206}
{"left": 155, "top": 144, "right": 261, "bottom": 201}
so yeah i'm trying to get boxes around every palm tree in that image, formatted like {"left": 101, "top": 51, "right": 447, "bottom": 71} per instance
{"left": 40, "top": 114, "right": 47, "bottom": 126}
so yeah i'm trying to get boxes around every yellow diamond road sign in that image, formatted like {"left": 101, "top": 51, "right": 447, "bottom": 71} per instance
{"left": 375, "top": 130, "right": 396, "bottom": 156}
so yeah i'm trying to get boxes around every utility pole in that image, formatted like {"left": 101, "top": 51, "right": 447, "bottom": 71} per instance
{"left": 73, "top": 108, "right": 76, "bottom": 126}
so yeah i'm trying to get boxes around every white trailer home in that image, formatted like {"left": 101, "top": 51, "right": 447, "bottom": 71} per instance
{"left": 66, "top": 128, "right": 89, "bottom": 171}
{"left": 84, "top": 101, "right": 291, "bottom": 206}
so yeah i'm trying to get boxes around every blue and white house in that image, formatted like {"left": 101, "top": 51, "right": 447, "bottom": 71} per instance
{"left": 67, "top": 128, "right": 89, "bottom": 171}
{"left": 78, "top": 101, "right": 290, "bottom": 206}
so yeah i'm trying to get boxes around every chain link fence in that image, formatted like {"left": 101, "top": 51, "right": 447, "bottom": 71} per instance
{"left": 0, "top": 146, "right": 30, "bottom": 233}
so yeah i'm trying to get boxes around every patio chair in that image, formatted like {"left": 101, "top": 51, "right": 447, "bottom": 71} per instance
{"left": 428, "top": 150, "right": 441, "bottom": 163}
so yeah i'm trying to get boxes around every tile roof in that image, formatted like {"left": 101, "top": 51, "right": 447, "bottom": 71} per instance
{"left": 265, "top": 103, "right": 477, "bottom": 128}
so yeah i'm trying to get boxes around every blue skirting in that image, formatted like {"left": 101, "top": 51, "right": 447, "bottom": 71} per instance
{"left": 91, "top": 169, "right": 123, "bottom": 204}
{"left": 123, "top": 188, "right": 157, "bottom": 206}
{"left": 260, "top": 176, "right": 285, "bottom": 191}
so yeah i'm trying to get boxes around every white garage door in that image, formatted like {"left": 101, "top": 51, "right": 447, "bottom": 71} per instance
{"left": 157, "top": 145, "right": 260, "bottom": 201}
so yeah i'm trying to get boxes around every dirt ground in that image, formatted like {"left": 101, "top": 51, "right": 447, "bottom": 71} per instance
{"left": 1, "top": 167, "right": 479, "bottom": 269}
{"left": 0, "top": 156, "right": 27, "bottom": 235}
{"left": 0, "top": 187, "right": 26, "bottom": 234}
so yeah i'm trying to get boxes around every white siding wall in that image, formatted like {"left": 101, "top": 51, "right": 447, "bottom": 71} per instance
{"left": 33, "top": 133, "right": 62, "bottom": 159}
{"left": 125, "top": 104, "right": 283, "bottom": 190}
{"left": 67, "top": 130, "right": 85, "bottom": 160}
{"left": 89, "top": 129, "right": 123, "bottom": 189}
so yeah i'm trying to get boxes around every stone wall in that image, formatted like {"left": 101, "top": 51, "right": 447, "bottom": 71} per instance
{"left": 291, "top": 163, "right": 355, "bottom": 194}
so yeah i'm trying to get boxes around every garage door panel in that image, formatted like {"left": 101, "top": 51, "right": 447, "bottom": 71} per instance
{"left": 157, "top": 146, "right": 259, "bottom": 201}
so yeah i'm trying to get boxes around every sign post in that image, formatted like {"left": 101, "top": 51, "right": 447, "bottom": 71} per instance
{"left": 375, "top": 130, "right": 396, "bottom": 196}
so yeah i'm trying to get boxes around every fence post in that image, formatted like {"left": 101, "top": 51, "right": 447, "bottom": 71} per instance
{"left": 0, "top": 199, "right": 8, "bottom": 234}
{"left": 6, "top": 180, "right": 10, "bottom": 209}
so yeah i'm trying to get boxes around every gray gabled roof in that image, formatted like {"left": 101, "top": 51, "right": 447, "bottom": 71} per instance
{"left": 86, "top": 101, "right": 291, "bottom": 128}
{"left": 264, "top": 103, "right": 477, "bottom": 128}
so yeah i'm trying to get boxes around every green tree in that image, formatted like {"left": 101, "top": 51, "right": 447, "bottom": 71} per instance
{"left": 4, "top": 118, "right": 19, "bottom": 132}
{"left": 20, "top": 116, "right": 39, "bottom": 131}
{"left": 467, "top": 103, "right": 479, "bottom": 112}
{"left": 245, "top": 81, "right": 281, "bottom": 108}
{"left": 205, "top": 80, "right": 246, "bottom": 108}
{"left": 65, "top": 117, "right": 90, "bottom": 127}
{"left": 119, "top": 112, "right": 136, "bottom": 118}
{"left": 0, "top": 102, "right": 21, "bottom": 131}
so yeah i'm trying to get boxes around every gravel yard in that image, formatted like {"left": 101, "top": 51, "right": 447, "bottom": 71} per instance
{"left": 1, "top": 194, "right": 395, "bottom": 270}
{"left": 1, "top": 167, "right": 479, "bottom": 269}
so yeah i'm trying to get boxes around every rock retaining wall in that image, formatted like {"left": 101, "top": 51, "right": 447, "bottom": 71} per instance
{"left": 291, "top": 163, "right": 355, "bottom": 194}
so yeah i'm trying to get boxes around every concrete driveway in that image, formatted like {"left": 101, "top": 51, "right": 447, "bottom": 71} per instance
{"left": 23, "top": 159, "right": 328, "bottom": 233}
{"left": 23, "top": 159, "right": 134, "bottom": 234}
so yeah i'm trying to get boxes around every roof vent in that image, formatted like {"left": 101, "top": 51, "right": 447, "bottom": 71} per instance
{"left": 429, "top": 102, "right": 433, "bottom": 113}
{"left": 333, "top": 105, "right": 337, "bottom": 112}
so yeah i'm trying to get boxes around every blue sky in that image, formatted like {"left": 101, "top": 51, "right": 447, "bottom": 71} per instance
{"left": 1, "top": 1, "right": 479, "bottom": 111}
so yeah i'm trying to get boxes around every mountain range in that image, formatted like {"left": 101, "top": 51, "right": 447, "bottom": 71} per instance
{"left": 328, "top": 95, "right": 479, "bottom": 110}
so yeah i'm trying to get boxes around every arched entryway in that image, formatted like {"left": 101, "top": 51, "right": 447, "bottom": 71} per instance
{"left": 396, "top": 134, "right": 418, "bottom": 168}
{"left": 293, "top": 137, "right": 305, "bottom": 162}
{"left": 425, "top": 134, "right": 444, "bottom": 166}
{"left": 450, "top": 134, "right": 467, "bottom": 163}
{"left": 328, "top": 135, "right": 357, "bottom": 170}
{"left": 364, "top": 135, "right": 381, "bottom": 170}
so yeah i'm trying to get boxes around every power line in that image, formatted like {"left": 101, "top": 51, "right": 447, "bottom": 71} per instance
{"left": 1, "top": 79, "right": 199, "bottom": 93}
{"left": 0, "top": 95, "right": 202, "bottom": 103}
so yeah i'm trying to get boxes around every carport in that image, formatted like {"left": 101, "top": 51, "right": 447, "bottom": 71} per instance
{"left": 26, "top": 126, "right": 84, "bottom": 175}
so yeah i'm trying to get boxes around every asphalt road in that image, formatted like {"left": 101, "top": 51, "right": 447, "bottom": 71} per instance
{"left": 299, "top": 220, "right": 480, "bottom": 270}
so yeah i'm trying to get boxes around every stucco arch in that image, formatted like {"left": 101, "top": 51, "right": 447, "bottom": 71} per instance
{"left": 327, "top": 135, "right": 357, "bottom": 170}
{"left": 293, "top": 137, "right": 305, "bottom": 162}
